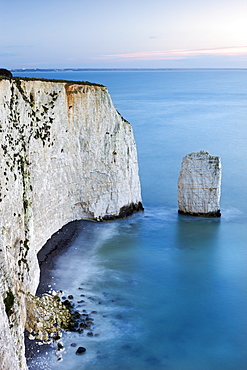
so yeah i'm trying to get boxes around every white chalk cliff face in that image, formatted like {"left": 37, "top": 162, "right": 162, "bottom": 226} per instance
{"left": 178, "top": 151, "right": 221, "bottom": 217}
{"left": 0, "top": 77, "right": 143, "bottom": 369}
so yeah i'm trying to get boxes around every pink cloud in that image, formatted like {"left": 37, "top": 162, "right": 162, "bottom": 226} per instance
{"left": 94, "top": 46, "right": 247, "bottom": 61}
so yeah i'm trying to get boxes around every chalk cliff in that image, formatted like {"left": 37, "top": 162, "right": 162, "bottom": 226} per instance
{"left": 178, "top": 151, "right": 221, "bottom": 217}
{"left": 0, "top": 77, "right": 143, "bottom": 369}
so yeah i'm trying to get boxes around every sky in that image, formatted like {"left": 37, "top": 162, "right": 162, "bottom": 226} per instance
{"left": 1, "top": 0, "right": 247, "bottom": 69}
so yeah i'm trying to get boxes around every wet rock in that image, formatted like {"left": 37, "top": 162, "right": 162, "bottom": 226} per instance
{"left": 72, "top": 311, "right": 81, "bottom": 320}
{"left": 71, "top": 343, "right": 77, "bottom": 347}
{"left": 91, "top": 311, "right": 97, "bottom": 314}
{"left": 76, "top": 347, "right": 86, "bottom": 355}
{"left": 87, "top": 332, "right": 93, "bottom": 337}
{"left": 80, "top": 323, "right": 91, "bottom": 330}
{"left": 63, "top": 299, "right": 72, "bottom": 308}
{"left": 57, "top": 342, "right": 64, "bottom": 351}
{"left": 68, "top": 295, "right": 74, "bottom": 300}
{"left": 28, "top": 334, "right": 35, "bottom": 340}
{"left": 53, "top": 333, "right": 62, "bottom": 341}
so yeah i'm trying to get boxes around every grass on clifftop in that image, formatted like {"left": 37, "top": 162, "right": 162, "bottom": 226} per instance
{"left": 11, "top": 76, "right": 105, "bottom": 88}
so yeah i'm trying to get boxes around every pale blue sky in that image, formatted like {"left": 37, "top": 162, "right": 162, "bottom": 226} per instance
{"left": 1, "top": 0, "right": 246, "bottom": 69}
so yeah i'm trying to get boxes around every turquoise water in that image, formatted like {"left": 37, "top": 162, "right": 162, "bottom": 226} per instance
{"left": 18, "top": 70, "right": 247, "bottom": 369}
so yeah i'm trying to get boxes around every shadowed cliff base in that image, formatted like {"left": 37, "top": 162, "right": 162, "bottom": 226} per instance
{"left": 178, "top": 209, "right": 221, "bottom": 218}
{"left": 102, "top": 202, "right": 144, "bottom": 221}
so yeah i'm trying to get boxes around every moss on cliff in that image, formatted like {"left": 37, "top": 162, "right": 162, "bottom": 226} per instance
{"left": 4, "top": 291, "right": 15, "bottom": 317}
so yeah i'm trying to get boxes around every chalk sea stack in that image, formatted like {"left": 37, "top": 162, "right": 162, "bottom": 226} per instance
{"left": 178, "top": 151, "right": 221, "bottom": 217}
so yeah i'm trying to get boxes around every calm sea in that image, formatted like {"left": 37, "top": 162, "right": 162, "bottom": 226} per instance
{"left": 14, "top": 70, "right": 247, "bottom": 370}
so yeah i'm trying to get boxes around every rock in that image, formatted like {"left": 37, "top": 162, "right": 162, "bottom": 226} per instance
{"left": 80, "top": 323, "right": 91, "bottom": 330}
{"left": 57, "top": 342, "right": 64, "bottom": 351}
{"left": 28, "top": 334, "right": 35, "bottom": 340}
{"left": 178, "top": 151, "right": 221, "bottom": 217}
{"left": 76, "top": 347, "right": 86, "bottom": 355}
{"left": 63, "top": 300, "right": 72, "bottom": 308}
{"left": 87, "top": 332, "right": 93, "bottom": 337}
{"left": 68, "top": 295, "right": 74, "bottom": 300}
{"left": 70, "top": 343, "right": 77, "bottom": 347}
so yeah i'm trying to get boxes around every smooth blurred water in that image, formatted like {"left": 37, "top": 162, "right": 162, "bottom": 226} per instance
{"left": 18, "top": 70, "right": 247, "bottom": 370}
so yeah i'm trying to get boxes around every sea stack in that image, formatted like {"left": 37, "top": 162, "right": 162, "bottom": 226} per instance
{"left": 178, "top": 151, "right": 221, "bottom": 217}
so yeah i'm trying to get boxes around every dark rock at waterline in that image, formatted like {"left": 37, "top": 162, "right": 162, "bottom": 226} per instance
{"left": 102, "top": 201, "right": 144, "bottom": 220}
{"left": 87, "top": 332, "right": 93, "bottom": 337}
{"left": 67, "top": 322, "right": 77, "bottom": 331}
{"left": 63, "top": 299, "right": 72, "bottom": 308}
{"left": 71, "top": 343, "right": 77, "bottom": 347}
{"left": 72, "top": 311, "right": 81, "bottom": 320}
{"left": 178, "top": 209, "right": 221, "bottom": 218}
{"left": 53, "top": 334, "right": 61, "bottom": 341}
{"left": 68, "top": 295, "right": 74, "bottom": 300}
{"left": 76, "top": 347, "right": 86, "bottom": 355}
{"left": 57, "top": 343, "right": 64, "bottom": 351}
{"left": 80, "top": 322, "right": 91, "bottom": 330}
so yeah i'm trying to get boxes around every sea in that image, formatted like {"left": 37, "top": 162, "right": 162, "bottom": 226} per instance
{"left": 13, "top": 69, "right": 247, "bottom": 370}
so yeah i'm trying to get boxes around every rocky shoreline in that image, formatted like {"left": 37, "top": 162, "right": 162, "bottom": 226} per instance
{"left": 25, "top": 220, "right": 101, "bottom": 364}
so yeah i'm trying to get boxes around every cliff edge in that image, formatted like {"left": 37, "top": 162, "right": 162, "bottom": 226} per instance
{"left": 0, "top": 77, "right": 143, "bottom": 369}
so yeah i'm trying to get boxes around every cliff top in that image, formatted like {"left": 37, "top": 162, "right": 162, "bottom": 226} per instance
{"left": 0, "top": 76, "right": 105, "bottom": 88}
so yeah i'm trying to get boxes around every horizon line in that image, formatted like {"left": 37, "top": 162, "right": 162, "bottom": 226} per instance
{"left": 11, "top": 67, "right": 247, "bottom": 72}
